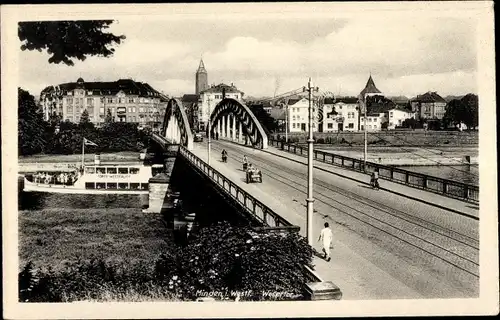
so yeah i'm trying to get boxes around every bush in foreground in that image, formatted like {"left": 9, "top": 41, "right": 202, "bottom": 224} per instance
{"left": 19, "top": 222, "right": 313, "bottom": 302}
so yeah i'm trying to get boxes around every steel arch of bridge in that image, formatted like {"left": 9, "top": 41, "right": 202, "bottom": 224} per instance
{"left": 162, "top": 98, "right": 194, "bottom": 150}
{"left": 209, "top": 98, "right": 268, "bottom": 149}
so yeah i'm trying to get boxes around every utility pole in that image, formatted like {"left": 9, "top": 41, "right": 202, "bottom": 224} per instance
{"left": 305, "top": 78, "right": 318, "bottom": 246}
{"left": 207, "top": 96, "right": 212, "bottom": 165}
{"left": 363, "top": 94, "right": 367, "bottom": 171}
{"left": 285, "top": 99, "right": 289, "bottom": 143}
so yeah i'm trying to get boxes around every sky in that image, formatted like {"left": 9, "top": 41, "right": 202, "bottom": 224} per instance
{"left": 17, "top": 6, "right": 479, "bottom": 99}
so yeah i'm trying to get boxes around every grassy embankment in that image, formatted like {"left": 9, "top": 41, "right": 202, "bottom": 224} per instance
{"left": 18, "top": 151, "right": 141, "bottom": 163}
{"left": 18, "top": 193, "right": 177, "bottom": 301}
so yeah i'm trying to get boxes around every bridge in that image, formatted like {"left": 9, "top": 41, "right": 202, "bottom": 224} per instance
{"left": 149, "top": 97, "right": 479, "bottom": 300}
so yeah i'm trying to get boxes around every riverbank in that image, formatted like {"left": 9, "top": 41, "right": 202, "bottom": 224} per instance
{"left": 18, "top": 152, "right": 143, "bottom": 173}
{"left": 18, "top": 151, "right": 141, "bottom": 163}
{"left": 309, "top": 145, "right": 478, "bottom": 166}
{"left": 18, "top": 192, "right": 169, "bottom": 272}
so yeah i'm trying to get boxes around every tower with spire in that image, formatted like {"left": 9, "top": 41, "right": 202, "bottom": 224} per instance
{"left": 358, "top": 74, "right": 383, "bottom": 131}
{"left": 359, "top": 74, "right": 382, "bottom": 100}
{"left": 195, "top": 58, "right": 208, "bottom": 95}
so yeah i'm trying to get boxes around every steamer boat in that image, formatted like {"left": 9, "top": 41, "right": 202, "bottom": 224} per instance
{"left": 23, "top": 163, "right": 164, "bottom": 194}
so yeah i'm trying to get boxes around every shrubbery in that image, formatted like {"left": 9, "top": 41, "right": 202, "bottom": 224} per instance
{"left": 18, "top": 88, "right": 151, "bottom": 156}
{"left": 19, "top": 222, "right": 313, "bottom": 302}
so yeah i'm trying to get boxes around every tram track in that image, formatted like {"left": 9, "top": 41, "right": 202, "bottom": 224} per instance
{"left": 210, "top": 142, "right": 479, "bottom": 278}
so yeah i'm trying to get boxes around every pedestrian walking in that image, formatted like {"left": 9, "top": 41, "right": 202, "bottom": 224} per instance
{"left": 318, "top": 222, "right": 333, "bottom": 262}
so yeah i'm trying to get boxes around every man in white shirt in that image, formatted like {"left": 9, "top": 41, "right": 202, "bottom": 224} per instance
{"left": 318, "top": 222, "right": 333, "bottom": 262}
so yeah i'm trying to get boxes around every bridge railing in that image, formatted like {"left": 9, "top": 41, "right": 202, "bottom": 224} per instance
{"left": 268, "top": 139, "right": 479, "bottom": 204}
{"left": 178, "top": 145, "right": 341, "bottom": 300}
{"left": 178, "top": 146, "right": 299, "bottom": 232}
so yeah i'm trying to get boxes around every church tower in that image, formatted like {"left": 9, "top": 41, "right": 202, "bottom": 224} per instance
{"left": 195, "top": 59, "right": 208, "bottom": 95}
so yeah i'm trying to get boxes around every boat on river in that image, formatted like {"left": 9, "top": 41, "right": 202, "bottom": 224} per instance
{"left": 23, "top": 163, "right": 164, "bottom": 194}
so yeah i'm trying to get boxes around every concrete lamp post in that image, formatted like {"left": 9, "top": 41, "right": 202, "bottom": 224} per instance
{"left": 305, "top": 78, "right": 319, "bottom": 246}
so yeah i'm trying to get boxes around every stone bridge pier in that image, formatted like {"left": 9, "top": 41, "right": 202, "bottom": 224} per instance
{"left": 143, "top": 143, "right": 179, "bottom": 214}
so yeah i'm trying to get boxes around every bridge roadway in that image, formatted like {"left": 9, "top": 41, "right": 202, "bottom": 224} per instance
{"left": 187, "top": 139, "right": 479, "bottom": 300}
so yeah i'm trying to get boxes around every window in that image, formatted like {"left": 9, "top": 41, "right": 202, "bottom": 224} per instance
{"left": 348, "top": 123, "right": 354, "bottom": 129}
{"left": 132, "top": 107, "right": 136, "bottom": 112}
{"left": 128, "top": 107, "right": 132, "bottom": 112}
{"left": 75, "top": 98, "right": 80, "bottom": 105}
{"left": 118, "top": 183, "right": 129, "bottom": 189}
{"left": 96, "top": 167, "right": 106, "bottom": 174}
{"left": 129, "top": 98, "right": 134, "bottom": 103}
{"left": 390, "top": 112, "right": 394, "bottom": 118}
{"left": 101, "top": 97, "right": 105, "bottom": 103}
{"left": 85, "top": 182, "right": 95, "bottom": 189}
{"left": 88, "top": 106, "right": 94, "bottom": 113}
{"left": 130, "top": 183, "right": 140, "bottom": 189}
{"left": 85, "top": 167, "right": 96, "bottom": 174}
{"left": 107, "top": 183, "right": 117, "bottom": 189}
{"left": 100, "top": 107, "right": 105, "bottom": 114}
{"left": 292, "top": 123, "right": 296, "bottom": 128}
{"left": 67, "top": 105, "right": 73, "bottom": 113}
{"left": 130, "top": 168, "right": 139, "bottom": 174}
{"left": 139, "top": 107, "right": 144, "bottom": 112}
{"left": 327, "top": 123, "right": 333, "bottom": 129}
{"left": 107, "top": 98, "right": 113, "bottom": 103}
{"left": 96, "top": 182, "right": 106, "bottom": 189}
{"left": 118, "top": 167, "right": 129, "bottom": 174}
{"left": 106, "top": 167, "right": 117, "bottom": 174}
{"left": 119, "top": 98, "right": 124, "bottom": 103}
{"left": 87, "top": 98, "right": 93, "bottom": 105}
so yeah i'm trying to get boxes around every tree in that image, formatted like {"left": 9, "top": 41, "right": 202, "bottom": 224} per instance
{"left": 461, "top": 94, "right": 478, "bottom": 130}
{"left": 18, "top": 20, "right": 126, "bottom": 66}
{"left": 105, "top": 109, "right": 114, "bottom": 123}
{"left": 443, "top": 99, "right": 470, "bottom": 129}
{"left": 80, "top": 109, "right": 90, "bottom": 124}
{"left": 18, "top": 88, "right": 47, "bottom": 155}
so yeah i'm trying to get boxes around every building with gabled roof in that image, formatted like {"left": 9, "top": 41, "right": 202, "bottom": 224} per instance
{"left": 359, "top": 75, "right": 382, "bottom": 100}
{"left": 195, "top": 59, "right": 208, "bottom": 95}
{"left": 39, "top": 78, "right": 167, "bottom": 126}
{"left": 197, "top": 82, "right": 244, "bottom": 131}
{"left": 410, "top": 91, "right": 447, "bottom": 120}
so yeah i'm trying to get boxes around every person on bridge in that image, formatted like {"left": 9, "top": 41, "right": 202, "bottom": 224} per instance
{"left": 243, "top": 155, "right": 248, "bottom": 164}
{"left": 371, "top": 168, "right": 380, "bottom": 189}
{"left": 221, "top": 149, "right": 228, "bottom": 162}
{"left": 318, "top": 222, "right": 333, "bottom": 262}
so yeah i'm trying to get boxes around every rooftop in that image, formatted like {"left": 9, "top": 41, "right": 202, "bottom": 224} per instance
{"left": 200, "top": 83, "right": 243, "bottom": 95}
{"left": 413, "top": 91, "right": 447, "bottom": 103}
{"left": 359, "top": 75, "right": 382, "bottom": 97}
{"left": 40, "top": 78, "right": 166, "bottom": 101}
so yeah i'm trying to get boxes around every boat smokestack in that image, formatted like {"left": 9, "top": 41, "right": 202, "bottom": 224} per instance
{"left": 94, "top": 153, "right": 101, "bottom": 165}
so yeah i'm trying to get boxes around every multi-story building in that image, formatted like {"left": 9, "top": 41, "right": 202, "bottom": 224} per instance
{"left": 322, "top": 97, "right": 359, "bottom": 132}
{"left": 360, "top": 112, "right": 387, "bottom": 131}
{"left": 410, "top": 91, "right": 447, "bottom": 120}
{"left": 358, "top": 75, "right": 383, "bottom": 131}
{"left": 198, "top": 83, "right": 244, "bottom": 131}
{"left": 287, "top": 97, "right": 320, "bottom": 133}
{"left": 40, "top": 78, "right": 168, "bottom": 127}
{"left": 387, "top": 108, "right": 416, "bottom": 130}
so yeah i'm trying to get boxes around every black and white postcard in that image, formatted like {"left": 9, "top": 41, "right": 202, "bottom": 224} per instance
{"left": 2, "top": 2, "right": 498, "bottom": 318}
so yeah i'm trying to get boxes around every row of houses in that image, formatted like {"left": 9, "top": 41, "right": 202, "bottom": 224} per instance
{"left": 263, "top": 75, "right": 448, "bottom": 133}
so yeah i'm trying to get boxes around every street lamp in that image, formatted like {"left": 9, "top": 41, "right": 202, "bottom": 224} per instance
{"left": 207, "top": 96, "right": 212, "bottom": 165}
{"left": 363, "top": 94, "right": 367, "bottom": 171}
{"left": 306, "top": 78, "right": 318, "bottom": 246}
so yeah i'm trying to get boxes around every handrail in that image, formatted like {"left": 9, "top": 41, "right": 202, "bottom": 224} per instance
{"left": 178, "top": 146, "right": 298, "bottom": 229}
{"left": 177, "top": 145, "right": 342, "bottom": 300}
{"left": 269, "top": 139, "right": 479, "bottom": 204}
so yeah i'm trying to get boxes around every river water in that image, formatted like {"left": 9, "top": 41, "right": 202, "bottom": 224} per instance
{"left": 395, "top": 165, "right": 479, "bottom": 186}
